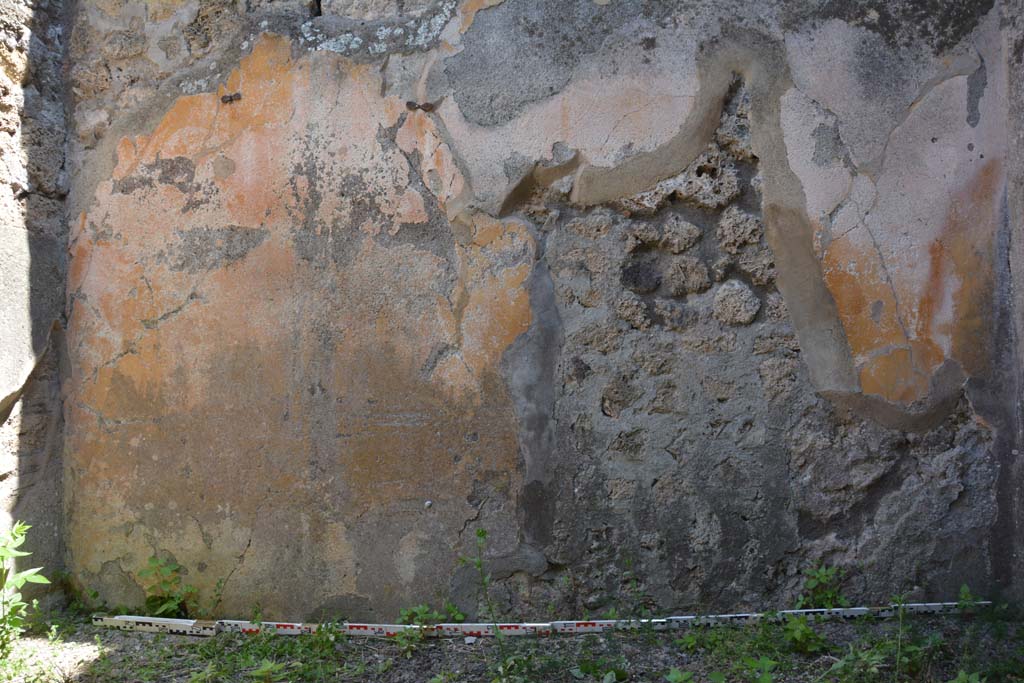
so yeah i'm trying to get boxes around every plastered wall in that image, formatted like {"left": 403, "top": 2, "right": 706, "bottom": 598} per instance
{"left": 3, "top": 0, "right": 1023, "bottom": 620}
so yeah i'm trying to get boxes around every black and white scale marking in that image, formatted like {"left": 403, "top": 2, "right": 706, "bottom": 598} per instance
{"left": 92, "top": 602, "right": 987, "bottom": 639}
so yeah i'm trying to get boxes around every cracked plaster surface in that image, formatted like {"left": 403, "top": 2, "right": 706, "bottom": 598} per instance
{"left": 54, "top": 0, "right": 1023, "bottom": 617}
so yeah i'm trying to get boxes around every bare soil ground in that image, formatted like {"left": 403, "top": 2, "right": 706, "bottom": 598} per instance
{"left": 3, "top": 611, "right": 1022, "bottom": 682}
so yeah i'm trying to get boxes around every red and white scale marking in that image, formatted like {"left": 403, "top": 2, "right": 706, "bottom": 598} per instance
{"left": 92, "top": 602, "right": 984, "bottom": 639}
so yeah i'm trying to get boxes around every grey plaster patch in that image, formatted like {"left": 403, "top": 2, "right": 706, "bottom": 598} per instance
{"left": 503, "top": 255, "right": 564, "bottom": 550}
{"left": 785, "top": 19, "right": 932, "bottom": 168}
{"left": 810, "top": 0, "right": 994, "bottom": 54}
{"left": 966, "top": 56, "right": 987, "bottom": 127}
{"left": 444, "top": 0, "right": 673, "bottom": 127}
{"left": 811, "top": 122, "right": 853, "bottom": 168}
{"left": 168, "top": 226, "right": 270, "bottom": 273}
{"left": 112, "top": 156, "right": 197, "bottom": 195}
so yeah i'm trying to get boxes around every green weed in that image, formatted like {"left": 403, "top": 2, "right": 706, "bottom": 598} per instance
{"left": 783, "top": 614, "right": 826, "bottom": 654}
{"left": 947, "top": 672, "right": 986, "bottom": 683}
{"left": 461, "top": 528, "right": 526, "bottom": 683}
{"left": 664, "top": 668, "right": 693, "bottom": 682}
{"left": 137, "top": 556, "right": 197, "bottom": 618}
{"left": 826, "top": 642, "right": 887, "bottom": 681}
{"left": 136, "top": 556, "right": 224, "bottom": 619}
{"left": 742, "top": 655, "right": 778, "bottom": 683}
{"left": 246, "top": 658, "right": 290, "bottom": 682}
{"left": 428, "top": 672, "right": 459, "bottom": 683}
{"left": 796, "top": 564, "right": 850, "bottom": 609}
{"left": 392, "top": 627, "right": 425, "bottom": 659}
{"left": 0, "top": 521, "right": 50, "bottom": 659}
{"left": 571, "top": 651, "right": 629, "bottom": 681}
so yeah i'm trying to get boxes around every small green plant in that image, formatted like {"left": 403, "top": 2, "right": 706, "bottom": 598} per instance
{"left": 0, "top": 521, "right": 50, "bottom": 659}
{"left": 675, "top": 630, "right": 700, "bottom": 652}
{"left": 195, "top": 577, "right": 225, "bottom": 619}
{"left": 614, "top": 557, "right": 656, "bottom": 626}
{"left": 783, "top": 614, "right": 826, "bottom": 654}
{"left": 188, "top": 663, "right": 227, "bottom": 683}
{"left": 896, "top": 631, "right": 944, "bottom": 678}
{"left": 392, "top": 627, "right": 424, "bottom": 659}
{"left": 399, "top": 603, "right": 445, "bottom": 625}
{"left": 956, "top": 584, "right": 985, "bottom": 615}
{"left": 795, "top": 563, "right": 849, "bottom": 609}
{"left": 664, "top": 668, "right": 694, "bottom": 682}
{"left": 893, "top": 592, "right": 907, "bottom": 682}
{"left": 824, "top": 601, "right": 946, "bottom": 683}
{"left": 827, "top": 642, "right": 887, "bottom": 681}
{"left": 444, "top": 599, "right": 466, "bottom": 622}
{"left": 573, "top": 651, "right": 626, "bottom": 679}
{"left": 741, "top": 656, "right": 777, "bottom": 683}
{"left": 491, "top": 653, "right": 536, "bottom": 683}
{"left": 461, "top": 529, "right": 520, "bottom": 682}
{"left": 137, "top": 555, "right": 198, "bottom": 617}
{"left": 310, "top": 620, "right": 344, "bottom": 652}
{"left": 395, "top": 601, "right": 457, "bottom": 658}
{"left": 429, "top": 672, "right": 459, "bottom": 683}
{"left": 55, "top": 569, "right": 102, "bottom": 615}
{"left": 246, "top": 658, "right": 289, "bottom": 682}
{"left": 137, "top": 556, "right": 223, "bottom": 619}
{"left": 948, "top": 672, "right": 986, "bottom": 683}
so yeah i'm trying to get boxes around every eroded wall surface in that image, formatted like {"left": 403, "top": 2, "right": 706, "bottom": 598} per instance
{"left": 0, "top": 0, "right": 67, "bottom": 593}
{"left": 62, "top": 0, "right": 1023, "bottom": 619}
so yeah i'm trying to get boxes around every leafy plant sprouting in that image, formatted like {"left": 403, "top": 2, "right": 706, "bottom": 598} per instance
{"left": 572, "top": 651, "right": 629, "bottom": 682}
{"left": 196, "top": 577, "right": 226, "bottom": 619}
{"left": 741, "top": 655, "right": 777, "bottom": 683}
{"left": 0, "top": 521, "right": 50, "bottom": 658}
{"left": 824, "top": 599, "right": 946, "bottom": 683}
{"left": 392, "top": 604, "right": 434, "bottom": 657}
{"left": 138, "top": 555, "right": 195, "bottom": 617}
{"left": 444, "top": 600, "right": 466, "bottom": 623}
{"left": 188, "top": 662, "right": 227, "bottom": 683}
{"left": 956, "top": 583, "right": 985, "bottom": 615}
{"left": 827, "top": 642, "right": 886, "bottom": 681}
{"left": 664, "top": 668, "right": 694, "bottom": 682}
{"left": 54, "top": 569, "right": 103, "bottom": 615}
{"left": 135, "top": 556, "right": 225, "bottom": 619}
{"left": 399, "top": 600, "right": 464, "bottom": 626}
{"left": 399, "top": 603, "right": 444, "bottom": 626}
{"left": 394, "top": 599, "right": 465, "bottom": 658}
{"left": 460, "top": 528, "right": 528, "bottom": 683}
{"left": 782, "top": 614, "right": 826, "bottom": 654}
{"left": 891, "top": 600, "right": 944, "bottom": 679}
{"left": 600, "top": 669, "right": 628, "bottom": 683}
{"left": 246, "top": 658, "right": 289, "bottom": 682}
{"left": 428, "top": 672, "right": 459, "bottom": 683}
{"left": 795, "top": 563, "right": 850, "bottom": 609}
{"left": 391, "top": 627, "right": 424, "bottom": 660}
